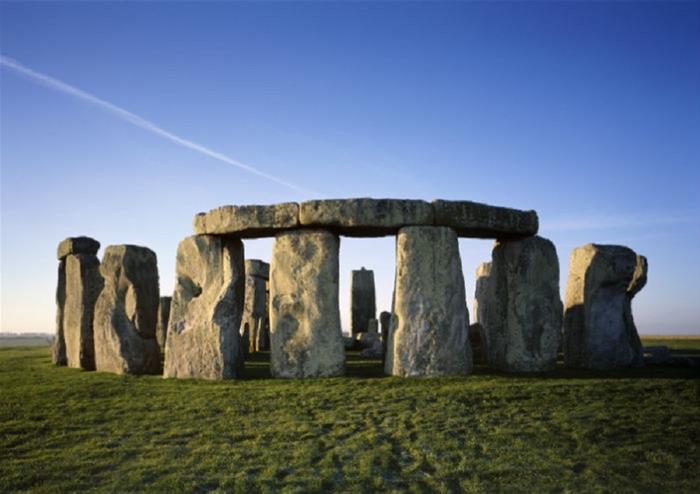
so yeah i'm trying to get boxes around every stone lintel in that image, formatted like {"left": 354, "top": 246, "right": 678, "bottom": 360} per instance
{"left": 299, "top": 198, "right": 434, "bottom": 237}
{"left": 245, "top": 259, "right": 270, "bottom": 279}
{"left": 193, "top": 203, "right": 299, "bottom": 238}
{"left": 57, "top": 236, "right": 100, "bottom": 260}
{"left": 432, "top": 200, "right": 538, "bottom": 239}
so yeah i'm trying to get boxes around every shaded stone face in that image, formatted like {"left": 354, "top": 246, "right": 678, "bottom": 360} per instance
{"left": 269, "top": 229, "right": 345, "bottom": 378}
{"left": 164, "top": 235, "right": 245, "bottom": 380}
{"left": 156, "top": 296, "right": 172, "bottom": 350}
{"left": 63, "top": 253, "right": 103, "bottom": 370}
{"left": 241, "top": 259, "right": 270, "bottom": 354}
{"left": 432, "top": 200, "right": 538, "bottom": 239}
{"left": 385, "top": 226, "right": 473, "bottom": 377}
{"left": 193, "top": 203, "right": 299, "bottom": 238}
{"left": 299, "top": 198, "right": 434, "bottom": 237}
{"left": 51, "top": 260, "right": 67, "bottom": 366}
{"left": 564, "top": 244, "right": 647, "bottom": 370}
{"left": 93, "top": 245, "right": 161, "bottom": 375}
{"left": 57, "top": 236, "right": 100, "bottom": 260}
{"left": 476, "top": 237, "right": 563, "bottom": 373}
{"left": 379, "top": 311, "right": 391, "bottom": 340}
{"left": 350, "top": 267, "right": 376, "bottom": 335}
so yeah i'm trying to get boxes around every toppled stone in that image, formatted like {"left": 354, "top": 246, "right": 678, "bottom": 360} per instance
{"left": 432, "top": 200, "right": 538, "bottom": 239}
{"left": 57, "top": 236, "right": 100, "bottom": 260}
{"left": 477, "top": 236, "right": 563, "bottom": 372}
{"left": 563, "top": 244, "right": 647, "bottom": 370}
{"left": 94, "top": 245, "right": 161, "bottom": 375}
{"left": 156, "top": 296, "right": 172, "bottom": 351}
{"left": 241, "top": 259, "right": 270, "bottom": 354}
{"left": 64, "top": 253, "right": 103, "bottom": 370}
{"left": 193, "top": 203, "right": 299, "bottom": 238}
{"left": 270, "top": 229, "right": 345, "bottom": 378}
{"left": 299, "top": 198, "right": 433, "bottom": 237}
{"left": 386, "top": 226, "right": 472, "bottom": 377}
{"left": 164, "top": 235, "right": 245, "bottom": 379}
{"left": 52, "top": 260, "right": 67, "bottom": 366}
{"left": 350, "top": 267, "right": 376, "bottom": 335}
{"left": 643, "top": 346, "right": 673, "bottom": 365}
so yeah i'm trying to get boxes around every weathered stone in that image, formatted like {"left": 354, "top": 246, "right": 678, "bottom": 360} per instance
{"left": 94, "top": 245, "right": 160, "bottom": 375}
{"left": 473, "top": 262, "right": 492, "bottom": 330}
{"left": 241, "top": 259, "right": 270, "bottom": 354}
{"left": 156, "top": 296, "right": 171, "bottom": 351}
{"left": 385, "top": 226, "right": 472, "bottom": 377}
{"left": 57, "top": 236, "right": 100, "bottom": 260}
{"left": 270, "top": 229, "right": 345, "bottom": 378}
{"left": 64, "top": 253, "right": 103, "bottom": 370}
{"left": 51, "top": 260, "right": 67, "bottom": 366}
{"left": 164, "top": 235, "right": 245, "bottom": 379}
{"left": 193, "top": 203, "right": 299, "bottom": 238}
{"left": 564, "top": 244, "right": 647, "bottom": 370}
{"left": 468, "top": 323, "right": 485, "bottom": 363}
{"left": 299, "top": 198, "right": 433, "bottom": 236}
{"left": 246, "top": 259, "right": 270, "bottom": 279}
{"left": 357, "top": 318, "right": 380, "bottom": 349}
{"left": 350, "top": 267, "right": 376, "bottom": 336}
{"left": 432, "top": 200, "right": 538, "bottom": 238}
{"left": 379, "top": 311, "right": 391, "bottom": 343}
{"left": 477, "top": 236, "right": 563, "bottom": 372}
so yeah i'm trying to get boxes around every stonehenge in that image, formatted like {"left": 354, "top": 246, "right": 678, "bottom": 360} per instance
{"left": 475, "top": 236, "right": 563, "bottom": 373}
{"left": 563, "top": 244, "right": 648, "bottom": 369}
{"left": 269, "top": 229, "right": 345, "bottom": 378}
{"left": 163, "top": 235, "right": 245, "bottom": 379}
{"left": 52, "top": 198, "right": 652, "bottom": 380}
{"left": 93, "top": 245, "right": 161, "bottom": 375}
{"left": 53, "top": 237, "right": 103, "bottom": 370}
{"left": 385, "top": 226, "right": 473, "bottom": 377}
{"left": 350, "top": 267, "right": 376, "bottom": 336}
{"left": 240, "top": 259, "right": 270, "bottom": 354}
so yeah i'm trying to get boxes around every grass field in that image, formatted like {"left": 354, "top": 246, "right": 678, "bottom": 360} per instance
{"left": 1, "top": 339, "right": 699, "bottom": 493}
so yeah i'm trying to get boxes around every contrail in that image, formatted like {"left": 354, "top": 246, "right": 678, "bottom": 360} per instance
{"left": 0, "top": 54, "right": 312, "bottom": 194}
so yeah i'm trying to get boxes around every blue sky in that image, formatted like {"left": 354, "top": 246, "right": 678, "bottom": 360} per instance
{"left": 1, "top": 1, "right": 699, "bottom": 334}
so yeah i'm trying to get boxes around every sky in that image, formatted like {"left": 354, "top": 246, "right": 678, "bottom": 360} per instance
{"left": 1, "top": 1, "right": 699, "bottom": 335}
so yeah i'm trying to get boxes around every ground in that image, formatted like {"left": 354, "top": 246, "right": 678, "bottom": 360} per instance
{"left": 1, "top": 338, "right": 699, "bottom": 493}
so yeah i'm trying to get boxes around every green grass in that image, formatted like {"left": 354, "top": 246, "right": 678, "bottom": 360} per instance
{"left": 1, "top": 340, "right": 699, "bottom": 493}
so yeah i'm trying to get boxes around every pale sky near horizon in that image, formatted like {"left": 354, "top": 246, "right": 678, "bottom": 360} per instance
{"left": 1, "top": 2, "right": 699, "bottom": 335}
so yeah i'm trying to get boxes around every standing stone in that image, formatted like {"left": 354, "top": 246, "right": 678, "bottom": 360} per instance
{"left": 351, "top": 267, "right": 376, "bottom": 336}
{"left": 240, "top": 259, "right": 270, "bottom": 354}
{"left": 52, "top": 260, "right": 67, "bottom": 365}
{"left": 379, "top": 311, "right": 391, "bottom": 344}
{"left": 563, "top": 244, "right": 648, "bottom": 369}
{"left": 270, "top": 229, "right": 345, "bottom": 378}
{"left": 385, "top": 226, "right": 472, "bottom": 377}
{"left": 477, "top": 236, "right": 563, "bottom": 373}
{"left": 64, "top": 253, "right": 104, "bottom": 370}
{"left": 164, "top": 235, "right": 245, "bottom": 379}
{"left": 472, "top": 263, "right": 494, "bottom": 365}
{"left": 54, "top": 236, "right": 102, "bottom": 369}
{"left": 156, "top": 296, "right": 172, "bottom": 351}
{"left": 94, "top": 245, "right": 161, "bottom": 375}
